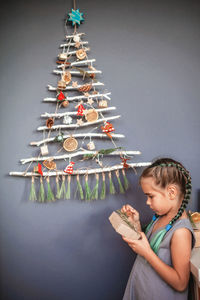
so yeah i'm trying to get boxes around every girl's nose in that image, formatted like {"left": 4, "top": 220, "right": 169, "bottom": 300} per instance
{"left": 146, "top": 197, "right": 151, "bottom": 206}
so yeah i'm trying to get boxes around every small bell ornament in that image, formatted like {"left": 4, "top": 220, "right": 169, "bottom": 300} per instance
{"left": 77, "top": 104, "right": 85, "bottom": 116}
{"left": 64, "top": 161, "right": 75, "bottom": 174}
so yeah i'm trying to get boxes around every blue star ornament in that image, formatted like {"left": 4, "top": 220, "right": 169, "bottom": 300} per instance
{"left": 68, "top": 9, "right": 84, "bottom": 26}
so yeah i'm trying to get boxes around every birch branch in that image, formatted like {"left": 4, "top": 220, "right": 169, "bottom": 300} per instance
{"left": 41, "top": 107, "right": 116, "bottom": 119}
{"left": 47, "top": 81, "right": 104, "bottom": 91}
{"left": 9, "top": 162, "right": 152, "bottom": 177}
{"left": 58, "top": 47, "right": 90, "bottom": 57}
{"left": 65, "top": 33, "right": 85, "bottom": 39}
{"left": 37, "top": 115, "right": 121, "bottom": 131}
{"left": 57, "top": 59, "right": 96, "bottom": 69}
{"left": 43, "top": 92, "right": 111, "bottom": 102}
{"left": 30, "top": 132, "right": 124, "bottom": 147}
{"left": 20, "top": 150, "right": 141, "bottom": 165}
{"left": 60, "top": 41, "right": 88, "bottom": 48}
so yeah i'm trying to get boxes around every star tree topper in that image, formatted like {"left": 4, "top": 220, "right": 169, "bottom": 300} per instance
{"left": 68, "top": 9, "right": 84, "bottom": 26}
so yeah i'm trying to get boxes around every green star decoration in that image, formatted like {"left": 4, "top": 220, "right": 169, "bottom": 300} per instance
{"left": 68, "top": 9, "right": 84, "bottom": 26}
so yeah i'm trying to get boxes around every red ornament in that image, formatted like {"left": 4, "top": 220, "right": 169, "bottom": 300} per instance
{"left": 38, "top": 163, "right": 43, "bottom": 176}
{"left": 101, "top": 122, "right": 115, "bottom": 138}
{"left": 77, "top": 104, "right": 85, "bottom": 116}
{"left": 64, "top": 161, "right": 75, "bottom": 174}
{"left": 120, "top": 157, "right": 130, "bottom": 169}
{"left": 57, "top": 91, "right": 66, "bottom": 101}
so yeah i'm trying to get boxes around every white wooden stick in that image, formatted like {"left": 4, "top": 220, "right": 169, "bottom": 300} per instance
{"left": 37, "top": 115, "right": 121, "bottom": 131}
{"left": 9, "top": 162, "right": 152, "bottom": 177}
{"left": 60, "top": 41, "right": 88, "bottom": 48}
{"left": 47, "top": 81, "right": 104, "bottom": 91}
{"left": 30, "top": 132, "right": 124, "bottom": 147}
{"left": 57, "top": 59, "right": 96, "bottom": 68}
{"left": 43, "top": 92, "right": 111, "bottom": 102}
{"left": 20, "top": 150, "right": 141, "bottom": 165}
{"left": 65, "top": 33, "right": 85, "bottom": 39}
{"left": 58, "top": 47, "right": 90, "bottom": 57}
{"left": 41, "top": 107, "right": 116, "bottom": 119}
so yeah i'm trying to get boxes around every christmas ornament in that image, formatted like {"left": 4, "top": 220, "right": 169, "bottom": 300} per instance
{"left": 57, "top": 80, "right": 66, "bottom": 90}
{"left": 62, "top": 100, "right": 69, "bottom": 108}
{"left": 68, "top": 9, "right": 84, "bottom": 26}
{"left": 78, "top": 83, "right": 92, "bottom": 93}
{"left": 76, "top": 49, "right": 87, "bottom": 60}
{"left": 72, "top": 81, "right": 78, "bottom": 88}
{"left": 120, "top": 156, "right": 130, "bottom": 169}
{"left": 101, "top": 122, "right": 115, "bottom": 138}
{"left": 76, "top": 118, "right": 84, "bottom": 126}
{"left": 43, "top": 159, "right": 57, "bottom": 170}
{"left": 63, "top": 137, "right": 78, "bottom": 152}
{"left": 87, "top": 141, "right": 95, "bottom": 150}
{"left": 77, "top": 104, "right": 85, "bottom": 116}
{"left": 87, "top": 98, "right": 94, "bottom": 105}
{"left": 85, "top": 109, "right": 98, "bottom": 122}
{"left": 63, "top": 115, "right": 72, "bottom": 125}
{"left": 62, "top": 71, "right": 71, "bottom": 84}
{"left": 40, "top": 144, "right": 49, "bottom": 156}
{"left": 64, "top": 161, "right": 75, "bottom": 174}
{"left": 58, "top": 53, "right": 68, "bottom": 60}
{"left": 54, "top": 132, "right": 64, "bottom": 142}
{"left": 75, "top": 42, "right": 81, "bottom": 48}
{"left": 57, "top": 91, "right": 66, "bottom": 101}
{"left": 33, "top": 163, "right": 43, "bottom": 176}
{"left": 46, "top": 118, "right": 54, "bottom": 129}
{"left": 73, "top": 34, "right": 80, "bottom": 42}
{"left": 98, "top": 100, "right": 108, "bottom": 108}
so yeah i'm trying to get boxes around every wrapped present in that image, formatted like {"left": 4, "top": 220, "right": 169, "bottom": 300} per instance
{"left": 109, "top": 210, "right": 141, "bottom": 240}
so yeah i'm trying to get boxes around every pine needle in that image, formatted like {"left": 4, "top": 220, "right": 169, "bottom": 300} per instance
{"left": 66, "top": 175, "right": 71, "bottom": 200}
{"left": 77, "top": 175, "right": 84, "bottom": 200}
{"left": 56, "top": 175, "right": 61, "bottom": 199}
{"left": 58, "top": 176, "right": 66, "bottom": 199}
{"left": 100, "top": 173, "right": 106, "bottom": 200}
{"left": 122, "top": 169, "right": 129, "bottom": 191}
{"left": 38, "top": 177, "right": 45, "bottom": 202}
{"left": 46, "top": 177, "right": 55, "bottom": 202}
{"left": 108, "top": 171, "right": 116, "bottom": 194}
{"left": 29, "top": 176, "right": 37, "bottom": 201}
{"left": 91, "top": 173, "right": 99, "bottom": 200}
{"left": 116, "top": 170, "right": 125, "bottom": 194}
{"left": 85, "top": 174, "right": 91, "bottom": 201}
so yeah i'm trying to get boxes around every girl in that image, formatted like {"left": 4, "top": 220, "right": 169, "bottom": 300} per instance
{"left": 121, "top": 158, "right": 195, "bottom": 300}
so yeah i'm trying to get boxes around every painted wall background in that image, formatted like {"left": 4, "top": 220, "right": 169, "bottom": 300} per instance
{"left": 0, "top": 0, "right": 200, "bottom": 299}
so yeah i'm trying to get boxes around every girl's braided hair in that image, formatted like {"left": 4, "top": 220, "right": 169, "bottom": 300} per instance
{"left": 140, "top": 158, "right": 192, "bottom": 254}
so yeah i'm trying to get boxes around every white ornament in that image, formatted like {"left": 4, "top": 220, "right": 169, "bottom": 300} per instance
{"left": 58, "top": 53, "right": 68, "bottom": 60}
{"left": 87, "top": 141, "right": 95, "bottom": 150}
{"left": 63, "top": 115, "right": 72, "bottom": 125}
{"left": 40, "top": 145, "right": 49, "bottom": 156}
{"left": 73, "top": 35, "right": 80, "bottom": 43}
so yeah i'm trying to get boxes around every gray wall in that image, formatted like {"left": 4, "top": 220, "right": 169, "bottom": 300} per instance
{"left": 0, "top": 0, "right": 200, "bottom": 299}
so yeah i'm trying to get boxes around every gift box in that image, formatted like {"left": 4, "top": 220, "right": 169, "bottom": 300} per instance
{"left": 109, "top": 211, "right": 141, "bottom": 240}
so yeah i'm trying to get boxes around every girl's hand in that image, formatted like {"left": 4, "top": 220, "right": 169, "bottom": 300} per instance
{"left": 122, "top": 232, "right": 152, "bottom": 259}
{"left": 121, "top": 204, "right": 141, "bottom": 231}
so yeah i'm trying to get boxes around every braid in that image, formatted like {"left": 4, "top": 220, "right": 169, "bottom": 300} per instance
{"left": 142, "top": 158, "right": 192, "bottom": 254}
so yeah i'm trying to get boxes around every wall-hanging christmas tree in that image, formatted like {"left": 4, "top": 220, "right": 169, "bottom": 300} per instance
{"left": 9, "top": 2, "right": 151, "bottom": 202}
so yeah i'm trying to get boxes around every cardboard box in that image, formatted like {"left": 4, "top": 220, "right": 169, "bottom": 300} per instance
{"left": 109, "top": 211, "right": 141, "bottom": 240}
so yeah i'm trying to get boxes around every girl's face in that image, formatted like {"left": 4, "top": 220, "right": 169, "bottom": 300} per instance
{"left": 140, "top": 177, "right": 173, "bottom": 216}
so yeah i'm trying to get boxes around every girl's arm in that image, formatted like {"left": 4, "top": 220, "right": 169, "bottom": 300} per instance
{"left": 123, "top": 227, "right": 192, "bottom": 292}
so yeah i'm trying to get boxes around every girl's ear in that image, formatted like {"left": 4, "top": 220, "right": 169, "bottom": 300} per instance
{"left": 167, "top": 184, "right": 178, "bottom": 200}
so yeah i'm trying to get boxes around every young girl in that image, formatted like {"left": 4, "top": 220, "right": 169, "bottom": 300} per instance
{"left": 121, "top": 158, "right": 195, "bottom": 300}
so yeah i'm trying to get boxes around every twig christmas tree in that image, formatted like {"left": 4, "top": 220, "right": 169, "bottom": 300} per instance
{"left": 9, "top": 3, "right": 151, "bottom": 202}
